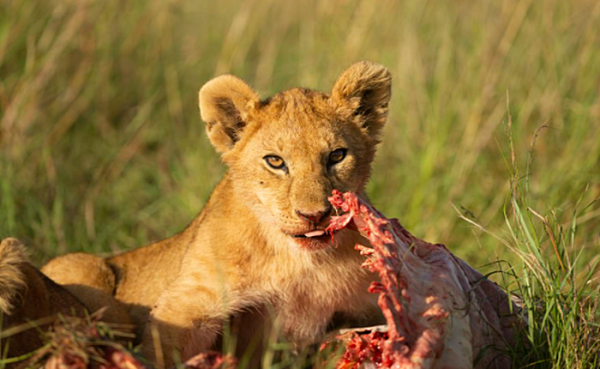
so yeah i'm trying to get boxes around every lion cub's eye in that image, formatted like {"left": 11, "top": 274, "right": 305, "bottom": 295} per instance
{"left": 328, "top": 148, "right": 347, "bottom": 165}
{"left": 264, "top": 155, "right": 286, "bottom": 170}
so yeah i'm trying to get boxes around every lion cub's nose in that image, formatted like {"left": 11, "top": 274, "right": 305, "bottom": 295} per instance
{"left": 296, "top": 206, "right": 332, "bottom": 225}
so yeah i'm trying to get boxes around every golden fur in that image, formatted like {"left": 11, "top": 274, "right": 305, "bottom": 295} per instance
{"left": 2, "top": 61, "right": 392, "bottom": 366}
{"left": 0, "top": 238, "right": 27, "bottom": 316}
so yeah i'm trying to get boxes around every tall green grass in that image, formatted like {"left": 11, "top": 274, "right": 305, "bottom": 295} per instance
{"left": 507, "top": 195, "right": 600, "bottom": 368}
{"left": 458, "top": 114, "right": 600, "bottom": 368}
{"left": 1, "top": 0, "right": 599, "bottom": 367}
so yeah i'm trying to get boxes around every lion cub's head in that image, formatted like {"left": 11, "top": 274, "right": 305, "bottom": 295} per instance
{"left": 199, "top": 62, "right": 391, "bottom": 251}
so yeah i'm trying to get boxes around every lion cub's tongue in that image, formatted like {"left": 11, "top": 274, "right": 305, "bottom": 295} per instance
{"left": 305, "top": 230, "right": 326, "bottom": 238}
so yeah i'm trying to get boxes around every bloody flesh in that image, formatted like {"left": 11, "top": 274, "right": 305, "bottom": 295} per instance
{"left": 326, "top": 191, "right": 523, "bottom": 369}
{"left": 31, "top": 313, "right": 235, "bottom": 369}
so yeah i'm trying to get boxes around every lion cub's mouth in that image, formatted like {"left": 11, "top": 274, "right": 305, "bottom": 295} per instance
{"left": 293, "top": 229, "right": 328, "bottom": 239}
{"left": 289, "top": 228, "right": 339, "bottom": 251}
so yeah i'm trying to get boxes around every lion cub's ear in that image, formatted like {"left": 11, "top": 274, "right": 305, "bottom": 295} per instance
{"left": 199, "top": 75, "right": 260, "bottom": 153}
{"left": 330, "top": 61, "right": 392, "bottom": 141}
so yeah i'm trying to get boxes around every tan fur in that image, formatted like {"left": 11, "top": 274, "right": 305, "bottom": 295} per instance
{"left": 0, "top": 238, "right": 28, "bottom": 315}
{"left": 42, "top": 253, "right": 117, "bottom": 292}
{"left": 41, "top": 253, "right": 131, "bottom": 326}
{"left": 37, "top": 61, "right": 392, "bottom": 366}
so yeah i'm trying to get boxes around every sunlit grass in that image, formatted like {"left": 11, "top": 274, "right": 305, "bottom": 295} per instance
{"left": 458, "top": 113, "right": 600, "bottom": 368}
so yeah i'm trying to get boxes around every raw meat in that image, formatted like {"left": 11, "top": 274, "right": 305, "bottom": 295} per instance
{"left": 326, "top": 191, "right": 523, "bottom": 369}
{"left": 20, "top": 312, "right": 234, "bottom": 369}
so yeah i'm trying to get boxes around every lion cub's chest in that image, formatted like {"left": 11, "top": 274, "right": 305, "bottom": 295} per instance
{"left": 257, "top": 249, "right": 376, "bottom": 341}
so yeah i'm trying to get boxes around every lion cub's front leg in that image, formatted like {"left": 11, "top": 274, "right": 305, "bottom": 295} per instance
{"left": 141, "top": 274, "right": 242, "bottom": 367}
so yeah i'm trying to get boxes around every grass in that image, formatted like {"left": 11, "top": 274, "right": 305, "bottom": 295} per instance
{"left": 1, "top": 0, "right": 599, "bottom": 367}
{"left": 460, "top": 113, "right": 600, "bottom": 368}
{"left": 506, "top": 194, "right": 600, "bottom": 368}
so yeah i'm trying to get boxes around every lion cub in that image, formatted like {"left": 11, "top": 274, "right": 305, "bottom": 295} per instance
{"left": 41, "top": 61, "right": 392, "bottom": 366}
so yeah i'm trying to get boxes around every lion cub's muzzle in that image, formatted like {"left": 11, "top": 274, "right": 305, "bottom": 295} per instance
{"left": 283, "top": 205, "right": 338, "bottom": 251}
{"left": 295, "top": 205, "right": 332, "bottom": 225}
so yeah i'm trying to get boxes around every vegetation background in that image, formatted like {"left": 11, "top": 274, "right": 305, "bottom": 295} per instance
{"left": 1, "top": 0, "right": 599, "bottom": 367}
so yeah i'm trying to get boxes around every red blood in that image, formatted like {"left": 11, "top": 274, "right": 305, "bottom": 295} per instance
{"left": 182, "top": 352, "right": 236, "bottom": 369}
{"left": 327, "top": 191, "right": 523, "bottom": 369}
